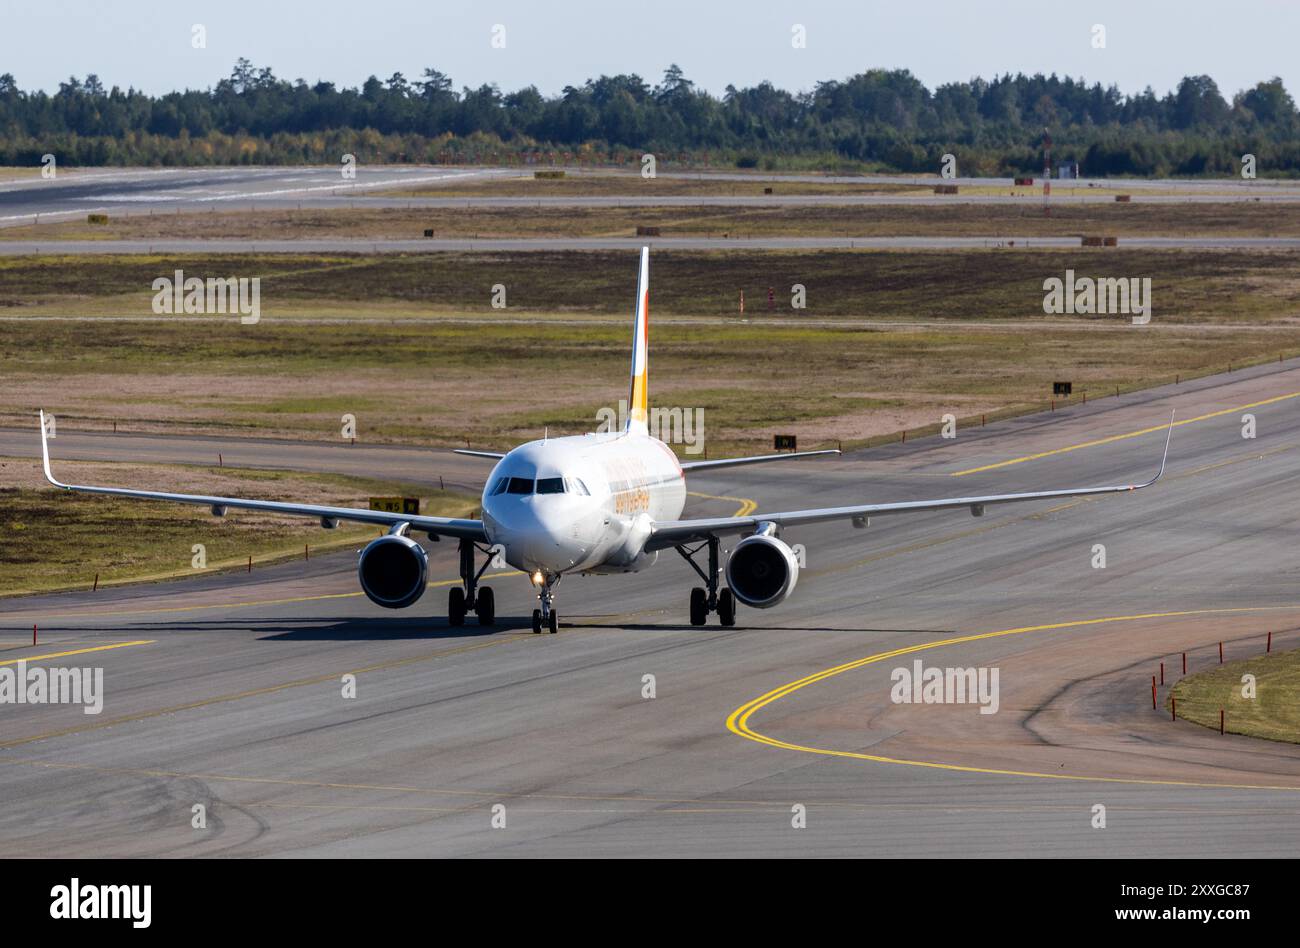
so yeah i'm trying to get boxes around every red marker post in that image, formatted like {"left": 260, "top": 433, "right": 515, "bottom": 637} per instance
{"left": 1151, "top": 676, "right": 1157, "bottom": 710}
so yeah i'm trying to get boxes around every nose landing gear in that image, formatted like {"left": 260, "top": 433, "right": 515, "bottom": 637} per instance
{"left": 531, "top": 576, "right": 560, "bottom": 634}
{"left": 677, "top": 536, "right": 737, "bottom": 627}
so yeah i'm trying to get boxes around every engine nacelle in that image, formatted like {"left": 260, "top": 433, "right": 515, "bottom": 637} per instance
{"left": 725, "top": 534, "right": 799, "bottom": 609}
{"left": 358, "top": 535, "right": 429, "bottom": 609}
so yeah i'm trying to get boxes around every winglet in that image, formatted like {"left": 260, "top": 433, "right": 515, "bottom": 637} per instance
{"left": 38, "top": 410, "right": 67, "bottom": 489}
{"left": 1146, "top": 410, "right": 1175, "bottom": 486}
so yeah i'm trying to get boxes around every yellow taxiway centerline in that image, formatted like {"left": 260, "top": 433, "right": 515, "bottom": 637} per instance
{"left": 0, "top": 641, "right": 154, "bottom": 666}
{"left": 687, "top": 490, "right": 757, "bottom": 517}
{"left": 950, "top": 391, "right": 1300, "bottom": 477}
{"left": 727, "top": 605, "right": 1300, "bottom": 792}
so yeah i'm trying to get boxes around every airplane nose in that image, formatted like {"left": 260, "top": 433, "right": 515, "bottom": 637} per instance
{"left": 489, "top": 498, "right": 584, "bottom": 571}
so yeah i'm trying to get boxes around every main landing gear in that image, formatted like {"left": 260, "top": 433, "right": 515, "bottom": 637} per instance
{"left": 449, "top": 537, "right": 496, "bottom": 627}
{"left": 676, "top": 536, "right": 736, "bottom": 627}
{"left": 531, "top": 576, "right": 560, "bottom": 634}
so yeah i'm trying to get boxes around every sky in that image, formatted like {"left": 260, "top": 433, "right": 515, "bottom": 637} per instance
{"left": 3, "top": 0, "right": 1296, "bottom": 101}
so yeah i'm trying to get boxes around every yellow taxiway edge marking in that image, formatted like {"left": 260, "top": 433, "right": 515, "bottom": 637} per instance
{"left": 727, "top": 605, "right": 1300, "bottom": 792}
{"left": 687, "top": 490, "right": 757, "bottom": 517}
{"left": 0, "top": 640, "right": 154, "bottom": 667}
{"left": 950, "top": 391, "right": 1300, "bottom": 477}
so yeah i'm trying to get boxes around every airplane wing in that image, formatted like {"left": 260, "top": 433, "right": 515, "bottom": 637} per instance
{"left": 38, "top": 412, "right": 488, "bottom": 542}
{"left": 680, "top": 449, "right": 841, "bottom": 471}
{"left": 648, "top": 415, "right": 1173, "bottom": 550}
{"left": 453, "top": 449, "right": 507, "bottom": 460}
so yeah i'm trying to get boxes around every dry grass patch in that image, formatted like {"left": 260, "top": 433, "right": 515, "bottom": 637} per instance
{"left": 1168, "top": 647, "right": 1300, "bottom": 744}
{"left": 6, "top": 200, "right": 1300, "bottom": 242}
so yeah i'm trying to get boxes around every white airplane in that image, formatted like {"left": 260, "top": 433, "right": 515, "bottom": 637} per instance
{"left": 39, "top": 248, "right": 1172, "bottom": 634}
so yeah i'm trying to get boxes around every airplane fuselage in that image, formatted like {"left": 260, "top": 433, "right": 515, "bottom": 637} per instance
{"left": 481, "top": 430, "right": 686, "bottom": 576}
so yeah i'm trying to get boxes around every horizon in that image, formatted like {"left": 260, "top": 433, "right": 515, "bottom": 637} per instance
{"left": 5, "top": 59, "right": 1293, "bottom": 106}
{"left": 3, "top": 0, "right": 1296, "bottom": 101}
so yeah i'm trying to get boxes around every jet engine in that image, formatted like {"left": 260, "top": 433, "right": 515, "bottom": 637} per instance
{"left": 725, "top": 534, "right": 799, "bottom": 608}
{"left": 358, "top": 535, "right": 429, "bottom": 609}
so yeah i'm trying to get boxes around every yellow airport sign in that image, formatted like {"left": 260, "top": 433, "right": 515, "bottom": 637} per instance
{"left": 369, "top": 496, "right": 420, "bottom": 515}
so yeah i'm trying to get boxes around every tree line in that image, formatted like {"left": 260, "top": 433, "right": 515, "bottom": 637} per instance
{"left": 1, "top": 62, "right": 1297, "bottom": 176}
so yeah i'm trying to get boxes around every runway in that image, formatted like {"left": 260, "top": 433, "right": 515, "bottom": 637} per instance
{"left": 3, "top": 165, "right": 1298, "bottom": 231}
{"left": 2, "top": 361, "right": 1300, "bottom": 856}
{"left": 0, "top": 166, "right": 507, "bottom": 226}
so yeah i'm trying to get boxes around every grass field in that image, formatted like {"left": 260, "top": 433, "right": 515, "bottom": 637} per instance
{"left": 0, "top": 459, "right": 478, "bottom": 596}
{"left": 1, "top": 249, "right": 1297, "bottom": 322}
{"left": 6, "top": 200, "right": 1300, "bottom": 242}
{"left": 1168, "top": 648, "right": 1300, "bottom": 744}
{"left": 3, "top": 314, "right": 1299, "bottom": 454}
{"left": 2, "top": 249, "right": 1298, "bottom": 454}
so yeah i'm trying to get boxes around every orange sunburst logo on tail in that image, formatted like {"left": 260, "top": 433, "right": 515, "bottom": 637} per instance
{"left": 627, "top": 248, "right": 650, "bottom": 431}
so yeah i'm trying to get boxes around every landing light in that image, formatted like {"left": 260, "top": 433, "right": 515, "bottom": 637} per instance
{"left": 530, "top": 570, "right": 544, "bottom": 587}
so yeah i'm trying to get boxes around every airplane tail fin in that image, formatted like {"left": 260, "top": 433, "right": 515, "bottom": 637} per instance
{"left": 625, "top": 247, "right": 649, "bottom": 435}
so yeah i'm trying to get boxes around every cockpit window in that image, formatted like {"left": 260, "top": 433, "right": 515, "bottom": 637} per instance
{"left": 492, "top": 476, "right": 587, "bottom": 497}
{"left": 536, "top": 477, "right": 566, "bottom": 494}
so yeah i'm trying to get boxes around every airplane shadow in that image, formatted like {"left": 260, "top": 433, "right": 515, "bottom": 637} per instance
{"left": 29, "top": 616, "right": 959, "bottom": 640}
{"left": 69, "top": 616, "right": 531, "bottom": 641}
{"left": 259, "top": 619, "right": 510, "bottom": 642}
{"left": 570, "top": 621, "right": 959, "bottom": 635}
